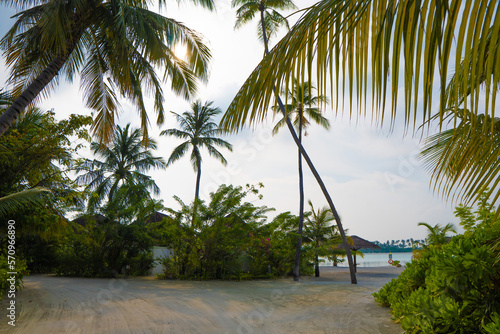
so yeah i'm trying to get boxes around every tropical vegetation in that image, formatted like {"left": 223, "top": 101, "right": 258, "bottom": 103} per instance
{"left": 0, "top": 0, "right": 213, "bottom": 142}
{"left": 76, "top": 123, "right": 166, "bottom": 214}
{"left": 374, "top": 194, "right": 500, "bottom": 333}
{"left": 151, "top": 185, "right": 347, "bottom": 280}
{"left": 160, "top": 100, "right": 232, "bottom": 206}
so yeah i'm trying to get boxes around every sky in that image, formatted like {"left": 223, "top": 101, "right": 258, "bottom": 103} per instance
{"left": 0, "top": 0, "right": 461, "bottom": 242}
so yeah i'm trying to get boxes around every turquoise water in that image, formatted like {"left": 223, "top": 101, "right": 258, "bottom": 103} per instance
{"left": 322, "top": 252, "right": 414, "bottom": 267}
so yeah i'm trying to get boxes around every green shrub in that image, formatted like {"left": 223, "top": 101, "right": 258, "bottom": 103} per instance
{"left": 374, "top": 197, "right": 500, "bottom": 333}
{"left": 0, "top": 254, "right": 29, "bottom": 298}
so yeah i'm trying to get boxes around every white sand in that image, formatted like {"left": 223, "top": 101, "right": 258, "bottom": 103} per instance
{"left": 1, "top": 266, "right": 403, "bottom": 333}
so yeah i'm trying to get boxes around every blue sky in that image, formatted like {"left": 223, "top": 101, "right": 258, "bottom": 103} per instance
{"left": 0, "top": 0, "right": 460, "bottom": 241}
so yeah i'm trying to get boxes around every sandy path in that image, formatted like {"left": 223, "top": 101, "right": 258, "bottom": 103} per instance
{"left": 1, "top": 266, "right": 403, "bottom": 334}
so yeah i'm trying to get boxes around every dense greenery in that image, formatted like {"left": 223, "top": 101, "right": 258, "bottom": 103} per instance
{"left": 373, "top": 195, "right": 500, "bottom": 333}
{"left": 148, "top": 184, "right": 346, "bottom": 280}
{"left": 56, "top": 216, "right": 154, "bottom": 277}
{"left": 0, "top": 109, "right": 91, "bottom": 295}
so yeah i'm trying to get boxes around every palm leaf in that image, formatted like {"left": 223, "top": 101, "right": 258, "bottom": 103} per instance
{"left": 221, "top": 0, "right": 500, "bottom": 135}
{"left": 0, "top": 188, "right": 51, "bottom": 216}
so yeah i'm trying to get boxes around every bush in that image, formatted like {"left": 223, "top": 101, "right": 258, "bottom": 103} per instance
{"left": 0, "top": 254, "right": 29, "bottom": 298}
{"left": 55, "top": 218, "right": 154, "bottom": 277}
{"left": 374, "top": 198, "right": 500, "bottom": 333}
{"left": 155, "top": 184, "right": 315, "bottom": 280}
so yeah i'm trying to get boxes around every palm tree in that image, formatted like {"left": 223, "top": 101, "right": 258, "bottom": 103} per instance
{"left": 231, "top": 0, "right": 358, "bottom": 283}
{"left": 418, "top": 222, "right": 457, "bottom": 246}
{"left": 232, "top": 0, "right": 296, "bottom": 55}
{"left": 160, "top": 100, "right": 232, "bottom": 204}
{"left": 303, "top": 200, "right": 335, "bottom": 277}
{"left": 272, "top": 79, "right": 330, "bottom": 281}
{"left": 0, "top": 0, "right": 213, "bottom": 143}
{"left": 76, "top": 124, "right": 166, "bottom": 211}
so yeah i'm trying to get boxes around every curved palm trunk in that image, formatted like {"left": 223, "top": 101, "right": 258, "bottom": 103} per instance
{"left": 259, "top": 10, "right": 357, "bottom": 284}
{"left": 0, "top": 25, "right": 84, "bottom": 137}
{"left": 293, "top": 109, "right": 304, "bottom": 281}
{"left": 0, "top": 55, "right": 68, "bottom": 136}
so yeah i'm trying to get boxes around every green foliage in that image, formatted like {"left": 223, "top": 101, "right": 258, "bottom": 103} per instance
{"left": 0, "top": 254, "right": 28, "bottom": 298}
{"left": 76, "top": 123, "right": 166, "bottom": 212}
{"left": 0, "top": 108, "right": 91, "bottom": 274}
{"left": 56, "top": 218, "right": 154, "bottom": 277}
{"left": 153, "top": 184, "right": 314, "bottom": 280}
{"left": 1, "top": 0, "right": 212, "bottom": 142}
{"left": 374, "top": 197, "right": 500, "bottom": 333}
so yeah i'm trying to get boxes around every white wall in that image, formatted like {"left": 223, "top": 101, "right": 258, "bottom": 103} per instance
{"left": 151, "top": 246, "right": 173, "bottom": 276}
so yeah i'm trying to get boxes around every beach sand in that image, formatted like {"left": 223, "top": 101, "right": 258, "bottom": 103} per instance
{"left": 1, "top": 266, "right": 403, "bottom": 333}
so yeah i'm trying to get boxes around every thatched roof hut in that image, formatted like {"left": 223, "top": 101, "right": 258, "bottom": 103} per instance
{"left": 349, "top": 235, "right": 381, "bottom": 251}
{"left": 348, "top": 235, "right": 381, "bottom": 272}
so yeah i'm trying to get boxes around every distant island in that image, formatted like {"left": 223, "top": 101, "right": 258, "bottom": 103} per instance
{"left": 363, "top": 239, "right": 425, "bottom": 253}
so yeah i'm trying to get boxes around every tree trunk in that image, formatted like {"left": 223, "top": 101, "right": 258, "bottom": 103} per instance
{"left": 315, "top": 252, "right": 320, "bottom": 277}
{"left": 259, "top": 9, "right": 357, "bottom": 284}
{"left": 293, "top": 108, "right": 304, "bottom": 281}
{"left": 0, "top": 55, "right": 68, "bottom": 136}
{"left": 259, "top": 9, "right": 270, "bottom": 55}
{"left": 0, "top": 23, "right": 84, "bottom": 137}
{"left": 280, "top": 108, "right": 357, "bottom": 284}
{"left": 192, "top": 153, "right": 202, "bottom": 227}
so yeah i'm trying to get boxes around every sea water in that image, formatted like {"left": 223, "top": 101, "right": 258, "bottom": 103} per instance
{"left": 322, "top": 252, "right": 414, "bottom": 267}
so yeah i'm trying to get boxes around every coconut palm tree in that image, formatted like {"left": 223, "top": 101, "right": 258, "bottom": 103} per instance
{"left": 0, "top": 0, "right": 213, "bottom": 143}
{"left": 272, "top": 79, "right": 330, "bottom": 281}
{"left": 303, "top": 200, "right": 335, "bottom": 277}
{"left": 160, "top": 100, "right": 232, "bottom": 204}
{"left": 418, "top": 222, "right": 457, "bottom": 246}
{"left": 232, "top": 0, "right": 296, "bottom": 55}
{"left": 76, "top": 124, "right": 166, "bottom": 211}
{"left": 231, "top": 0, "right": 358, "bottom": 283}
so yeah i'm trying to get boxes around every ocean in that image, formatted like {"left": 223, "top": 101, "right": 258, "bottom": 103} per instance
{"left": 321, "top": 252, "right": 414, "bottom": 267}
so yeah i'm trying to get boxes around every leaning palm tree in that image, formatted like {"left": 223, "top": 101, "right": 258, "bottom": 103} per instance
{"left": 231, "top": 0, "right": 357, "bottom": 283}
{"left": 0, "top": 0, "right": 213, "bottom": 143}
{"left": 76, "top": 124, "right": 166, "bottom": 211}
{"left": 160, "top": 100, "right": 232, "bottom": 204}
{"left": 272, "top": 79, "right": 330, "bottom": 281}
{"left": 303, "top": 200, "right": 335, "bottom": 277}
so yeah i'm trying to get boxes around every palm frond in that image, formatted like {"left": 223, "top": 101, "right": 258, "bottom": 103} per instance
{"left": 0, "top": 187, "right": 51, "bottom": 216}
{"left": 221, "top": 0, "right": 500, "bottom": 135}
{"left": 421, "top": 111, "right": 500, "bottom": 208}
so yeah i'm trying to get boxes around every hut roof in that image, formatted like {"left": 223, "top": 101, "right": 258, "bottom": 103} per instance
{"left": 349, "top": 235, "right": 381, "bottom": 250}
{"left": 146, "top": 211, "right": 169, "bottom": 224}
{"left": 73, "top": 214, "right": 106, "bottom": 226}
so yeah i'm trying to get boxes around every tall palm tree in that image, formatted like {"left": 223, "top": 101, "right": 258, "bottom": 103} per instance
{"left": 231, "top": 0, "right": 358, "bottom": 283}
{"left": 272, "top": 79, "right": 330, "bottom": 281}
{"left": 76, "top": 124, "right": 166, "bottom": 211}
{"left": 303, "top": 200, "right": 335, "bottom": 277}
{"left": 0, "top": 0, "right": 213, "bottom": 143}
{"left": 160, "top": 100, "right": 232, "bottom": 204}
{"left": 418, "top": 222, "right": 457, "bottom": 246}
